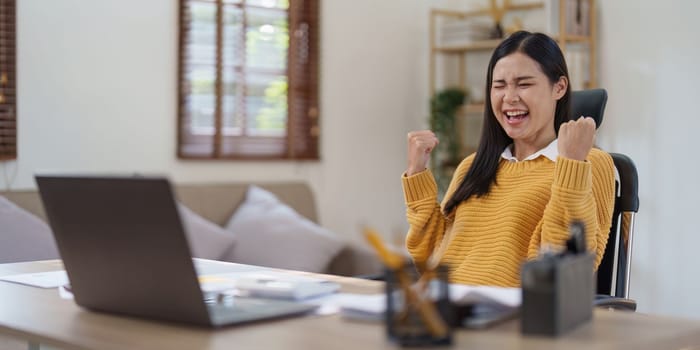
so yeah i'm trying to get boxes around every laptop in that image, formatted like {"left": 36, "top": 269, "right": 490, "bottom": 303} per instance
{"left": 35, "top": 175, "right": 317, "bottom": 327}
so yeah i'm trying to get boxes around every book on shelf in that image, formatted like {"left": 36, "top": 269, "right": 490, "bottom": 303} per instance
{"left": 546, "top": 0, "right": 591, "bottom": 37}
{"left": 438, "top": 17, "right": 493, "bottom": 47}
{"left": 564, "top": 44, "right": 589, "bottom": 90}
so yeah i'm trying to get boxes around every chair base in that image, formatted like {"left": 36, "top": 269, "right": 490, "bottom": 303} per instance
{"left": 594, "top": 295, "right": 637, "bottom": 311}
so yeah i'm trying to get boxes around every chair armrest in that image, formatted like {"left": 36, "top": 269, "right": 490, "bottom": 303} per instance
{"left": 594, "top": 295, "right": 637, "bottom": 311}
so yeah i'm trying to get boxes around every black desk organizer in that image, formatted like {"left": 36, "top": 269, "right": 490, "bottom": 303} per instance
{"left": 520, "top": 221, "right": 595, "bottom": 336}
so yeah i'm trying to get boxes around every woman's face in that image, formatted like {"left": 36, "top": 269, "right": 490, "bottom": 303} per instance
{"left": 490, "top": 52, "right": 567, "bottom": 146}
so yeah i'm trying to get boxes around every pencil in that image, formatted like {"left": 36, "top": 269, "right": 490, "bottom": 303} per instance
{"left": 363, "top": 227, "right": 448, "bottom": 338}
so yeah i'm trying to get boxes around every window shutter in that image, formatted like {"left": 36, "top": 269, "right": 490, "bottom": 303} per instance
{"left": 0, "top": 0, "right": 15, "bottom": 161}
{"left": 178, "top": 0, "right": 319, "bottom": 160}
{"left": 287, "top": 0, "right": 319, "bottom": 159}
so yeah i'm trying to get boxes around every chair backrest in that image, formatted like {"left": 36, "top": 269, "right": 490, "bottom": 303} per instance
{"left": 570, "top": 89, "right": 640, "bottom": 299}
{"left": 601, "top": 153, "right": 639, "bottom": 298}
{"left": 571, "top": 88, "right": 608, "bottom": 128}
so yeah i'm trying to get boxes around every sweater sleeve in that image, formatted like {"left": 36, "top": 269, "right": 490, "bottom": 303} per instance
{"left": 401, "top": 155, "right": 474, "bottom": 265}
{"left": 527, "top": 149, "right": 616, "bottom": 268}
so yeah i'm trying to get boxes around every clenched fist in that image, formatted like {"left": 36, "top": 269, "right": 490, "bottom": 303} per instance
{"left": 558, "top": 116, "right": 596, "bottom": 161}
{"left": 406, "top": 130, "right": 439, "bottom": 176}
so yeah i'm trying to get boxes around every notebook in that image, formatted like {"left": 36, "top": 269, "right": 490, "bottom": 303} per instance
{"left": 35, "top": 175, "right": 316, "bottom": 327}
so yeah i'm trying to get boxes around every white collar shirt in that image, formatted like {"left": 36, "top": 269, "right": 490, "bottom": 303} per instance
{"left": 501, "top": 139, "right": 559, "bottom": 162}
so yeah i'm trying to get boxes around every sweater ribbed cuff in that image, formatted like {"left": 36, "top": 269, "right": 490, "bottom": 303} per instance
{"left": 554, "top": 156, "right": 592, "bottom": 191}
{"left": 402, "top": 169, "right": 438, "bottom": 203}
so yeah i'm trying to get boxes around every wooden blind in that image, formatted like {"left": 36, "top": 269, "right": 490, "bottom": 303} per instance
{"left": 0, "top": 0, "right": 15, "bottom": 161}
{"left": 178, "top": 0, "right": 319, "bottom": 160}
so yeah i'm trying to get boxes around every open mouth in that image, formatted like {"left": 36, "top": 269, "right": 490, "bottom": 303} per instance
{"left": 505, "top": 110, "right": 528, "bottom": 121}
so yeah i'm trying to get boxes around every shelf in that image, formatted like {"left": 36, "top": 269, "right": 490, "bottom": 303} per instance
{"left": 431, "top": 2, "right": 548, "bottom": 54}
{"left": 434, "top": 39, "right": 500, "bottom": 53}
{"left": 462, "top": 103, "right": 485, "bottom": 115}
{"left": 435, "top": 35, "right": 591, "bottom": 54}
{"left": 431, "top": 2, "right": 545, "bottom": 19}
{"left": 430, "top": 0, "right": 598, "bottom": 123}
{"left": 555, "top": 35, "right": 593, "bottom": 43}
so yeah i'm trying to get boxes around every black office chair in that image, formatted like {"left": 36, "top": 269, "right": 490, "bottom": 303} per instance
{"left": 571, "top": 89, "right": 639, "bottom": 311}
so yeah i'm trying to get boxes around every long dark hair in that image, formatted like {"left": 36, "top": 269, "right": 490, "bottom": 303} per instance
{"left": 443, "top": 31, "right": 571, "bottom": 215}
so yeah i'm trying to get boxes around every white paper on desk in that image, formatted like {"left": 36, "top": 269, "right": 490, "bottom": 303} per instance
{"left": 330, "top": 293, "right": 387, "bottom": 321}
{"left": 448, "top": 284, "right": 521, "bottom": 308}
{"left": 199, "top": 271, "right": 340, "bottom": 301}
{"left": 59, "top": 284, "right": 75, "bottom": 299}
{"left": 0, "top": 270, "right": 68, "bottom": 289}
{"left": 333, "top": 284, "right": 521, "bottom": 322}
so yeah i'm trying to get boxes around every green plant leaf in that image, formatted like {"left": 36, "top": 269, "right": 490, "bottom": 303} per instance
{"left": 428, "top": 87, "right": 468, "bottom": 196}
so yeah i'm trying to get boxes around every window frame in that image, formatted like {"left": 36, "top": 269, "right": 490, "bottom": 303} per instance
{"left": 0, "top": 0, "right": 16, "bottom": 161}
{"left": 177, "top": 0, "right": 320, "bottom": 160}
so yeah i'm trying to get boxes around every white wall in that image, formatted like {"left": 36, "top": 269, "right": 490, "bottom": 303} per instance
{"left": 596, "top": 0, "right": 700, "bottom": 319}
{"left": 4, "top": 0, "right": 431, "bottom": 246}
{"left": 5, "top": 0, "right": 700, "bottom": 320}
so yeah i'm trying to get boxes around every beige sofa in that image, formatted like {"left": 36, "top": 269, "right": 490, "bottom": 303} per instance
{"left": 0, "top": 182, "right": 382, "bottom": 277}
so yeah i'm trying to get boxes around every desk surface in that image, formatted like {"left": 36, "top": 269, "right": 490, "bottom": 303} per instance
{"left": 1, "top": 260, "right": 699, "bottom": 350}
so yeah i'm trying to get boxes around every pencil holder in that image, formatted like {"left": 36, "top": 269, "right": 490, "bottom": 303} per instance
{"left": 384, "top": 261, "right": 452, "bottom": 347}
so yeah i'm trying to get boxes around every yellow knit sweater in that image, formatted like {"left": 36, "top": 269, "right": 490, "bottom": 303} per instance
{"left": 401, "top": 149, "right": 615, "bottom": 287}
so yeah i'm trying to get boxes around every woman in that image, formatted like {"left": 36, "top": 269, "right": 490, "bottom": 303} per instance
{"left": 402, "top": 31, "right": 615, "bottom": 287}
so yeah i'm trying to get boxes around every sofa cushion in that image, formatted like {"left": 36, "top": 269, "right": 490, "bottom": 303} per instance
{"left": 223, "top": 186, "right": 344, "bottom": 273}
{"left": 178, "top": 203, "right": 237, "bottom": 260}
{"left": 0, "top": 195, "right": 60, "bottom": 263}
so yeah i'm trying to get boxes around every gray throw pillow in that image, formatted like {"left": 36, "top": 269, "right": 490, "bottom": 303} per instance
{"left": 223, "top": 186, "right": 345, "bottom": 273}
{"left": 177, "top": 203, "right": 237, "bottom": 261}
{"left": 0, "top": 196, "right": 60, "bottom": 263}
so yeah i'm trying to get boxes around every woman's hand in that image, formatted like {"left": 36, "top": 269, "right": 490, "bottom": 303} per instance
{"left": 406, "top": 130, "right": 439, "bottom": 176}
{"left": 558, "top": 117, "right": 596, "bottom": 161}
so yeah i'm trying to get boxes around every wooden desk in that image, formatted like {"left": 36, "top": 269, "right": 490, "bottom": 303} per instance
{"left": 1, "top": 260, "right": 699, "bottom": 350}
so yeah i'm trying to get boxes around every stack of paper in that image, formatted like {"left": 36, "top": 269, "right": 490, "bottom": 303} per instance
{"left": 331, "top": 293, "right": 387, "bottom": 322}
{"left": 0, "top": 270, "right": 69, "bottom": 288}
{"left": 448, "top": 285, "right": 521, "bottom": 328}
{"left": 448, "top": 284, "right": 520, "bottom": 308}
{"left": 199, "top": 271, "right": 340, "bottom": 301}
{"left": 334, "top": 284, "right": 521, "bottom": 326}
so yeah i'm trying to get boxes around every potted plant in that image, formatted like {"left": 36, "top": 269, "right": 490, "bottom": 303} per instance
{"left": 429, "top": 87, "right": 467, "bottom": 195}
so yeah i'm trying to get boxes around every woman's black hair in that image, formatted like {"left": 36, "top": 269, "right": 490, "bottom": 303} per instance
{"left": 443, "top": 31, "right": 571, "bottom": 215}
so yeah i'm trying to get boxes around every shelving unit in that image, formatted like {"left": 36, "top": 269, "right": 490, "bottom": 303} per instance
{"left": 429, "top": 0, "right": 598, "bottom": 156}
